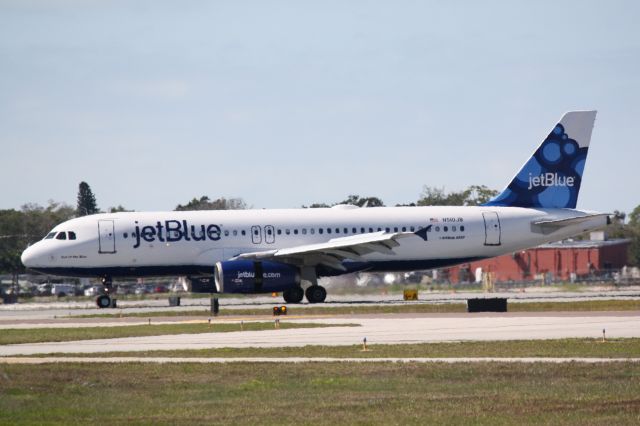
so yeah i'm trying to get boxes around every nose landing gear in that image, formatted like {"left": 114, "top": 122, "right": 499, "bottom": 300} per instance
{"left": 96, "top": 276, "right": 114, "bottom": 308}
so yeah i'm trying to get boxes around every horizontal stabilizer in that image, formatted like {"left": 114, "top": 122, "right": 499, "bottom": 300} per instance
{"left": 531, "top": 213, "right": 609, "bottom": 235}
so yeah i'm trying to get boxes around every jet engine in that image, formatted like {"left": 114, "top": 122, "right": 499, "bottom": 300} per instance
{"left": 214, "top": 260, "right": 300, "bottom": 294}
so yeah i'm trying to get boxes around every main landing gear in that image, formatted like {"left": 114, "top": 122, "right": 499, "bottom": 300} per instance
{"left": 282, "top": 267, "right": 327, "bottom": 304}
{"left": 305, "top": 285, "right": 326, "bottom": 304}
{"left": 96, "top": 276, "right": 113, "bottom": 309}
{"left": 282, "top": 284, "right": 327, "bottom": 304}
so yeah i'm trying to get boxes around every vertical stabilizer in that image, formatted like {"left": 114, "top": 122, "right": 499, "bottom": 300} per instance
{"left": 484, "top": 111, "right": 597, "bottom": 209}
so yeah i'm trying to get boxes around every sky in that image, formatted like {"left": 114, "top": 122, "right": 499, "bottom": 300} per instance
{"left": 1, "top": 0, "right": 639, "bottom": 215}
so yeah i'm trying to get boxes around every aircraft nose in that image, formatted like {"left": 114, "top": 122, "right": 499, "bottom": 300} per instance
{"left": 21, "top": 244, "right": 44, "bottom": 268}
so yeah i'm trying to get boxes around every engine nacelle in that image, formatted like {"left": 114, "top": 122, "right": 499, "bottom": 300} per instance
{"left": 214, "top": 260, "right": 300, "bottom": 294}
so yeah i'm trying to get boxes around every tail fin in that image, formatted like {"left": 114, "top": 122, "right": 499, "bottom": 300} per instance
{"left": 483, "top": 110, "right": 597, "bottom": 209}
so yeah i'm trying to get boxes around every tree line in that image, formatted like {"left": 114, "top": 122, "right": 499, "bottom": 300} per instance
{"left": 0, "top": 182, "right": 638, "bottom": 275}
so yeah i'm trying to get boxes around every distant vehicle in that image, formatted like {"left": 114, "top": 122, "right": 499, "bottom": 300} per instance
{"left": 51, "top": 283, "right": 76, "bottom": 297}
{"left": 83, "top": 285, "right": 102, "bottom": 297}
{"left": 21, "top": 111, "right": 610, "bottom": 309}
{"left": 36, "top": 283, "right": 52, "bottom": 296}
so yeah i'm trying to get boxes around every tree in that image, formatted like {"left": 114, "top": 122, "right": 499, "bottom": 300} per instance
{"left": 417, "top": 185, "right": 498, "bottom": 206}
{"left": 109, "top": 205, "right": 132, "bottom": 213}
{"left": 304, "top": 195, "right": 385, "bottom": 208}
{"left": 0, "top": 202, "right": 75, "bottom": 275}
{"left": 76, "top": 182, "right": 99, "bottom": 216}
{"left": 627, "top": 204, "right": 640, "bottom": 265}
{"left": 175, "top": 196, "right": 248, "bottom": 211}
{"left": 337, "top": 195, "right": 385, "bottom": 208}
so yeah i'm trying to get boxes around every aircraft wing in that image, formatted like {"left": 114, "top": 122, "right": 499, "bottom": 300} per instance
{"left": 231, "top": 231, "right": 415, "bottom": 271}
{"left": 531, "top": 213, "right": 610, "bottom": 235}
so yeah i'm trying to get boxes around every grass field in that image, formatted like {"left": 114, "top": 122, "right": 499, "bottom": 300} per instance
{"left": 0, "top": 322, "right": 353, "bottom": 345}
{"left": 73, "top": 299, "right": 640, "bottom": 319}
{"left": 1, "top": 362, "right": 639, "bottom": 424}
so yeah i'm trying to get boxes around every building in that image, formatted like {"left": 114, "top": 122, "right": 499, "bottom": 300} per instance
{"left": 445, "top": 233, "right": 630, "bottom": 284}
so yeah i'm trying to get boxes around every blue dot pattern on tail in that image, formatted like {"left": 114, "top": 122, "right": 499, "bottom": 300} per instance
{"left": 485, "top": 123, "right": 588, "bottom": 209}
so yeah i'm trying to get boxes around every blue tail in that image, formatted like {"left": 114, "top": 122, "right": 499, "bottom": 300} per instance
{"left": 483, "top": 111, "right": 597, "bottom": 209}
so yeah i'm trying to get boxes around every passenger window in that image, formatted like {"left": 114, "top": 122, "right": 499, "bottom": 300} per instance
{"left": 68, "top": 232, "right": 77, "bottom": 240}
{"left": 344, "top": 228, "right": 348, "bottom": 234}
{"left": 286, "top": 229, "right": 291, "bottom": 235}
{"left": 444, "top": 226, "right": 448, "bottom": 232}
{"left": 123, "top": 233, "right": 128, "bottom": 239}
{"left": 242, "top": 230, "right": 246, "bottom": 236}
{"left": 402, "top": 227, "right": 406, "bottom": 232}
{"left": 385, "top": 227, "right": 390, "bottom": 232}
{"left": 224, "top": 230, "right": 230, "bottom": 236}
{"left": 410, "top": 226, "right": 415, "bottom": 232}
{"left": 253, "top": 229, "right": 259, "bottom": 235}
{"left": 302, "top": 229, "right": 307, "bottom": 235}
{"left": 352, "top": 228, "right": 357, "bottom": 233}
{"left": 369, "top": 228, "right": 374, "bottom": 233}
{"left": 56, "top": 232, "right": 67, "bottom": 240}
{"left": 294, "top": 229, "right": 298, "bottom": 235}
{"left": 360, "top": 227, "right": 365, "bottom": 233}
{"left": 435, "top": 226, "right": 440, "bottom": 232}
{"left": 277, "top": 229, "right": 282, "bottom": 235}
{"left": 327, "top": 228, "right": 331, "bottom": 234}
{"left": 319, "top": 229, "right": 323, "bottom": 234}
{"left": 233, "top": 230, "right": 238, "bottom": 236}
{"left": 452, "top": 226, "right": 457, "bottom": 231}
{"left": 377, "top": 227, "right": 382, "bottom": 232}
{"left": 310, "top": 229, "right": 315, "bottom": 235}
{"left": 460, "top": 225, "right": 465, "bottom": 232}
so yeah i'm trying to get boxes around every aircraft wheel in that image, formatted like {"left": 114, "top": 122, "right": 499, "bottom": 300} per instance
{"left": 283, "top": 287, "right": 304, "bottom": 304}
{"left": 305, "top": 285, "right": 327, "bottom": 304}
{"left": 96, "top": 294, "right": 111, "bottom": 309}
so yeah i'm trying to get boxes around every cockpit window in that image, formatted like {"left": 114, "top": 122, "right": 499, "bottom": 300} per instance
{"left": 44, "top": 232, "right": 56, "bottom": 240}
{"left": 68, "top": 231, "right": 77, "bottom": 240}
{"left": 56, "top": 232, "right": 67, "bottom": 240}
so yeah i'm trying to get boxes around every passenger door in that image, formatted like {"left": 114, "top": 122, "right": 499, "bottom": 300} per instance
{"left": 482, "top": 212, "right": 501, "bottom": 246}
{"left": 98, "top": 220, "right": 116, "bottom": 253}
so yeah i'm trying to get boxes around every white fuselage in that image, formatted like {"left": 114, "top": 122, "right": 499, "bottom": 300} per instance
{"left": 20, "top": 205, "right": 606, "bottom": 279}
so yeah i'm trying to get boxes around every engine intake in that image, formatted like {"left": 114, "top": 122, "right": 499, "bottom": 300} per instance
{"left": 214, "top": 260, "right": 300, "bottom": 294}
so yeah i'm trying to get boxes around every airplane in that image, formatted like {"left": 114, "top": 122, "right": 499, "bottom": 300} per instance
{"left": 21, "top": 111, "right": 609, "bottom": 308}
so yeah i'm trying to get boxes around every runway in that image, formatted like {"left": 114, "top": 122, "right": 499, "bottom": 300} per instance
{"left": 1, "top": 312, "right": 639, "bottom": 356}
{"left": 1, "top": 288, "right": 639, "bottom": 321}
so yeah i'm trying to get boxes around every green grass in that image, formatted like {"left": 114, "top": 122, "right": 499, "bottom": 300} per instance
{"left": 0, "top": 322, "right": 355, "bottom": 345}
{"left": 26, "top": 338, "right": 640, "bottom": 359}
{"left": 1, "top": 362, "right": 639, "bottom": 424}
{"left": 74, "top": 299, "right": 640, "bottom": 319}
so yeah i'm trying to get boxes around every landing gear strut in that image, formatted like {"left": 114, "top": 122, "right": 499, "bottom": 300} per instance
{"left": 96, "top": 276, "right": 113, "bottom": 308}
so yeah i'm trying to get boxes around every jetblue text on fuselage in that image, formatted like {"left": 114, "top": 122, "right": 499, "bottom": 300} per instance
{"left": 527, "top": 173, "right": 575, "bottom": 190}
{"left": 133, "top": 220, "right": 221, "bottom": 248}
